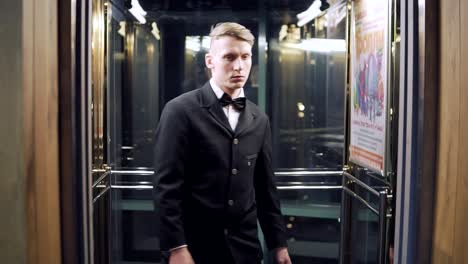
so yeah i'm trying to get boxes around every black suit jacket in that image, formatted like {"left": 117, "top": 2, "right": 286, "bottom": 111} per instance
{"left": 154, "top": 82, "right": 287, "bottom": 264}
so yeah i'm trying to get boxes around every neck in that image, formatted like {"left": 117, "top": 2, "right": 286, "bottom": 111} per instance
{"left": 221, "top": 87, "right": 241, "bottom": 98}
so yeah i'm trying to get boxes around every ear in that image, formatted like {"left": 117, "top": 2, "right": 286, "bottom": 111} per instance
{"left": 205, "top": 53, "right": 214, "bottom": 69}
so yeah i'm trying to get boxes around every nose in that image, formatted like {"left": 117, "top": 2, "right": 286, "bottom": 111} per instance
{"left": 233, "top": 57, "right": 243, "bottom": 71}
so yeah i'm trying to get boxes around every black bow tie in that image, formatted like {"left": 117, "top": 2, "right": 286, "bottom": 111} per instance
{"left": 219, "top": 93, "right": 246, "bottom": 111}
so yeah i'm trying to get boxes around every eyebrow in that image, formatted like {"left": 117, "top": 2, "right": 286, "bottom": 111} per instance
{"left": 222, "top": 51, "right": 252, "bottom": 57}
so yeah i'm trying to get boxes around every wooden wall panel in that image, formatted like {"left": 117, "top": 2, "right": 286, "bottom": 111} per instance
{"left": 433, "top": 0, "right": 459, "bottom": 260}
{"left": 23, "top": 0, "right": 62, "bottom": 263}
{"left": 433, "top": 0, "right": 468, "bottom": 262}
{"left": 433, "top": 0, "right": 458, "bottom": 262}
{"left": 23, "top": 0, "right": 36, "bottom": 261}
{"left": 453, "top": 0, "right": 468, "bottom": 262}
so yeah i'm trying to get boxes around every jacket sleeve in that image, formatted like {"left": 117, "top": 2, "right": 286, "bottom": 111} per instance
{"left": 254, "top": 119, "right": 288, "bottom": 250}
{"left": 154, "top": 100, "right": 190, "bottom": 252}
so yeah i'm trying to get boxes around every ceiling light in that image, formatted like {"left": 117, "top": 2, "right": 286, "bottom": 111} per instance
{"left": 129, "top": 0, "right": 147, "bottom": 24}
{"left": 283, "top": 38, "right": 346, "bottom": 53}
{"left": 151, "top": 22, "right": 160, "bottom": 40}
{"left": 297, "top": 0, "right": 331, "bottom": 27}
{"left": 297, "top": 0, "right": 321, "bottom": 27}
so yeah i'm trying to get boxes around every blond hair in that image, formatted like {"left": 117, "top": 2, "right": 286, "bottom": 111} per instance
{"left": 209, "top": 22, "right": 255, "bottom": 46}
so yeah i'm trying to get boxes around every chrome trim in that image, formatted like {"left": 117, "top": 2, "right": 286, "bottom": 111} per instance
{"left": 92, "top": 185, "right": 110, "bottom": 203}
{"left": 378, "top": 190, "right": 388, "bottom": 264}
{"left": 343, "top": 172, "right": 380, "bottom": 196}
{"left": 91, "top": 170, "right": 111, "bottom": 188}
{"left": 342, "top": 186, "right": 378, "bottom": 215}
{"left": 113, "top": 181, "right": 153, "bottom": 185}
{"left": 121, "top": 146, "right": 134, "bottom": 150}
{"left": 92, "top": 168, "right": 107, "bottom": 174}
{"left": 107, "top": 184, "right": 342, "bottom": 191}
{"left": 339, "top": 169, "right": 350, "bottom": 264}
{"left": 274, "top": 171, "right": 343, "bottom": 176}
{"left": 111, "top": 169, "right": 154, "bottom": 175}
{"left": 343, "top": 0, "right": 351, "bottom": 167}
{"left": 277, "top": 186, "right": 342, "bottom": 190}
{"left": 277, "top": 181, "right": 340, "bottom": 185}
{"left": 357, "top": 167, "right": 390, "bottom": 184}
{"left": 91, "top": 0, "right": 106, "bottom": 169}
{"left": 110, "top": 185, "right": 153, "bottom": 190}
{"left": 108, "top": 170, "right": 341, "bottom": 177}
{"left": 85, "top": 0, "right": 93, "bottom": 261}
{"left": 115, "top": 166, "right": 153, "bottom": 170}
{"left": 383, "top": 0, "right": 393, "bottom": 179}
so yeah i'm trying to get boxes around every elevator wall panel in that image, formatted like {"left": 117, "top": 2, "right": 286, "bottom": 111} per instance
{"left": 433, "top": 0, "right": 468, "bottom": 262}
{"left": 22, "top": 0, "right": 62, "bottom": 263}
{"left": 453, "top": 0, "right": 468, "bottom": 262}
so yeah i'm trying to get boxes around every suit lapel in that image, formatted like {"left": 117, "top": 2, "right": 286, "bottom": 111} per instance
{"left": 199, "top": 82, "right": 257, "bottom": 137}
{"left": 234, "top": 102, "right": 255, "bottom": 136}
{"left": 208, "top": 102, "right": 234, "bottom": 134}
{"left": 199, "top": 82, "right": 234, "bottom": 136}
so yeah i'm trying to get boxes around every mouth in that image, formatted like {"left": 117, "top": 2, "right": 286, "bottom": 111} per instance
{"left": 231, "top": 76, "right": 245, "bottom": 82}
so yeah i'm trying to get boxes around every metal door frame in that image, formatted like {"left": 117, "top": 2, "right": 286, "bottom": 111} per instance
{"left": 59, "top": 0, "right": 93, "bottom": 263}
{"left": 393, "top": 0, "right": 438, "bottom": 263}
{"left": 339, "top": 0, "right": 398, "bottom": 263}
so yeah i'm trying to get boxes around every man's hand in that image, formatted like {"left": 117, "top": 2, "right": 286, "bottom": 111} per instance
{"left": 169, "top": 247, "right": 195, "bottom": 264}
{"left": 276, "top": 247, "right": 292, "bottom": 264}
{"left": 389, "top": 246, "right": 394, "bottom": 263}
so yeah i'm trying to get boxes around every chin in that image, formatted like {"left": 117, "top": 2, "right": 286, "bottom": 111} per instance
{"left": 229, "top": 83, "right": 245, "bottom": 90}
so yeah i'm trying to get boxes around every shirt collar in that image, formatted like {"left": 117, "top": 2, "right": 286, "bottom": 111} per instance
{"left": 210, "top": 78, "right": 245, "bottom": 99}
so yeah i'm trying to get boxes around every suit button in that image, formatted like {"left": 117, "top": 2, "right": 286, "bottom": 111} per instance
{"left": 228, "top": 199, "right": 234, "bottom": 206}
{"left": 233, "top": 138, "right": 239, "bottom": 145}
{"left": 232, "top": 168, "right": 238, "bottom": 175}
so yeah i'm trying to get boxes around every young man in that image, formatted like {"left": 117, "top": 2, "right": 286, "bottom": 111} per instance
{"left": 154, "top": 22, "right": 291, "bottom": 264}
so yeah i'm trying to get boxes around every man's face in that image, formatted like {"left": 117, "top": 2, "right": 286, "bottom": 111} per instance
{"left": 205, "top": 36, "right": 252, "bottom": 91}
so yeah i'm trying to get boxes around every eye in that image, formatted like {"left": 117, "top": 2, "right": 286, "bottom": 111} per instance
{"left": 224, "top": 55, "right": 235, "bottom": 61}
{"left": 241, "top": 54, "right": 251, "bottom": 60}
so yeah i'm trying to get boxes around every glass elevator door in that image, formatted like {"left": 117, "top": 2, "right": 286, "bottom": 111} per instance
{"left": 88, "top": 1, "right": 395, "bottom": 263}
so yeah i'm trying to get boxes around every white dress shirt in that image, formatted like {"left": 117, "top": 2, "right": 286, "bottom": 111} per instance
{"left": 210, "top": 78, "right": 245, "bottom": 131}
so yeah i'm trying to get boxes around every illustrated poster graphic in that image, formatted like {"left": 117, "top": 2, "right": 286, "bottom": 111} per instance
{"left": 349, "top": 0, "right": 389, "bottom": 174}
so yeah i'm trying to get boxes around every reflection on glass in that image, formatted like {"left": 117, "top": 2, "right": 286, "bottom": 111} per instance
{"left": 276, "top": 185, "right": 341, "bottom": 264}
{"left": 107, "top": 4, "right": 160, "bottom": 169}
{"left": 348, "top": 198, "right": 379, "bottom": 264}
{"left": 281, "top": 38, "right": 346, "bottom": 52}
{"left": 269, "top": 2, "right": 347, "bottom": 171}
{"left": 342, "top": 167, "right": 390, "bottom": 264}
{"left": 111, "top": 173, "right": 159, "bottom": 263}
{"left": 106, "top": 2, "right": 161, "bottom": 264}
{"left": 94, "top": 188, "right": 111, "bottom": 264}
{"left": 183, "top": 36, "right": 211, "bottom": 93}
